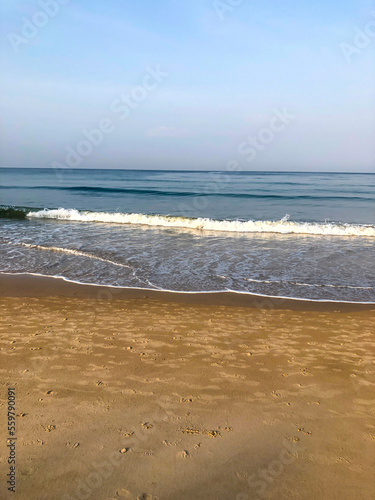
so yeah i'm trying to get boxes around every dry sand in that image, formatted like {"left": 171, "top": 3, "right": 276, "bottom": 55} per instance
{"left": 0, "top": 276, "right": 374, "bottom": 499}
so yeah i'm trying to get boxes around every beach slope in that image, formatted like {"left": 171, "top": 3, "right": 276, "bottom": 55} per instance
{"left": 0, "top": 278, "right": 374, "bottom": 499}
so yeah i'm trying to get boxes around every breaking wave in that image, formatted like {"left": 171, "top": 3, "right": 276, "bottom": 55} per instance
{"left": 26, "top": 208, "right": 375, "bottom": 237}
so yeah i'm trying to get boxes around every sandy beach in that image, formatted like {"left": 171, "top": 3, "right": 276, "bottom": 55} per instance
{"left": 0, "top": 275, "right": 374, "bottom": 499}
{"left": 2, "top": 0, "right": 375, "bottom": 497}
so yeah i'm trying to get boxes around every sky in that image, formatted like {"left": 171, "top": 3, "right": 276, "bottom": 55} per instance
{"left": 0, "top": 0, "right": 374, "bottom": 171}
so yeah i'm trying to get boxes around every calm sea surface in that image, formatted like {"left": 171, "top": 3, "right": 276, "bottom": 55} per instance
{"left": 0, "top": 168, "right": 374, "bottom": 302}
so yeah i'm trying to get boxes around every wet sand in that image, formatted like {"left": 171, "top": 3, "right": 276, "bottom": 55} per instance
{"left": 0, "top": 275, "right": 374, "bottom": 499}
{"left": 0, "top": 272, "right": 374, "bottom": 312}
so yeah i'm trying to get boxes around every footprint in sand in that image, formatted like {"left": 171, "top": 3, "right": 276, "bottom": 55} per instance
{"left": 120, "top": 447, "right": 131, "bottom": 454}
{"left": 115, "top": 493, "right": 155, "bottom": 500}
{"left": 141, "top": 422, "right": 153, "bottom": 430}
{"left": 115, "top": 489, "right": 133, "bottom": 499}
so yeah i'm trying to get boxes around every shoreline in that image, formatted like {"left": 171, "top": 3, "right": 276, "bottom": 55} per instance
{"left": 0, "top": 271, "right": 374, "bottom": 311}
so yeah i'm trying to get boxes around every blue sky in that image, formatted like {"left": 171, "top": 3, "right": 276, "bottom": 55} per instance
{"left": 1, "top": 0, "right": 374, "bottom": 171}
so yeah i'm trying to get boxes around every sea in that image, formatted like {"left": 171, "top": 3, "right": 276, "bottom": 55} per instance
{"left": 0, "top": 168, "right": 374, "bottom": 303}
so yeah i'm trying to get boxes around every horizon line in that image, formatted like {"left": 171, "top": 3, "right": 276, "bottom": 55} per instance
{"left": 1, "top": 166, "right": 374, "bottom": 174}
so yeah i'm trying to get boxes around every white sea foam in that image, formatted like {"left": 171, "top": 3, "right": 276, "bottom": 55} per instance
{"left": 27, "top": 208, "right": 375, "bottom": 237}
{"left": 0, "top": 271, "right": 374, "bottom": 305}
{"left": 216, "top": 275, "right": 374, "bottom": 290}
{"left": 16, "top": 242, "right": 161, "bottom": 289}
{"left": 19, "top": 243, "right": 133, "bottom": 269}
